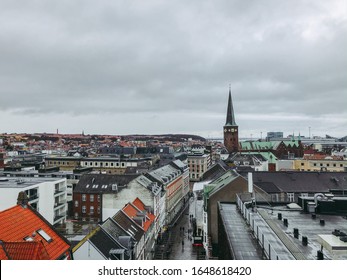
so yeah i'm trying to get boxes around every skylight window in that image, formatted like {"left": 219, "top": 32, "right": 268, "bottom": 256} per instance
{"left": 37, "top": 229, "right": 53, "bottom": 243}
{"left": 24, "top": 236, "right": 34, "bottom": 241}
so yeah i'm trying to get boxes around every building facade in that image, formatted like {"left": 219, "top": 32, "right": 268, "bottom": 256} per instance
{"left": 0, "top": 176, "right": 68, "bottom": 225}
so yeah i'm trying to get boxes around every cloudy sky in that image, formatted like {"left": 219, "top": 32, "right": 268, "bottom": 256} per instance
{"left": 1, "top": 0, "right": 346, "bottom": 139}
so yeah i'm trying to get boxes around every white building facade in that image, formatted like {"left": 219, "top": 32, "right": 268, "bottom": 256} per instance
{"left": 0, "top": 176, "right": 68, "bottom": 225}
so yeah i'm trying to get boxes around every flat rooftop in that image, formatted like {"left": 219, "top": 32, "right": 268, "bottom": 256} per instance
{"left": 219, "top": 203, "right": 264, "bottom": 260}
{"left": 256, "top": 206, "right": 347, "bottom": 260}
{"left": 0, "top": 176, "right": 63, "bottom": 189}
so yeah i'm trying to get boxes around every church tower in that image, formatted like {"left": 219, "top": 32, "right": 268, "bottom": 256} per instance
{"left": 223, "top": 88, "right": 239, "bottom": 153}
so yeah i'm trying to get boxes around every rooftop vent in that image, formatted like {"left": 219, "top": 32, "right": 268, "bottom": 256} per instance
{"left": 317, "top": 250, "right": 324, "bottom": 260}
{"left": 340, "top": 236, "right": 347, "bottom": 242}
{"left": 294, "top": 228, "right": 299, "bottom": 239}
{"left": 332, "top": 229, "right": 347, "bottom": 237}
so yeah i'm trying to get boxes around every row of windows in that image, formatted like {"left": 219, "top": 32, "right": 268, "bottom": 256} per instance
{"left": 188, "top": 159, "right": 208, "bottom": 164}
{"left": 81, "top": 206, "right": 100, "bottom": 214}
{"left": 301, "top": 162, "right": 345, "bottom": 167}
{"left": 78, "top": 194, "right": 101, "bottom": 203}
{"left": 82, "top": 162, "right": 126, "bottom": 167}
{"left": 47, "top": 161, "right": 130, "bottom": 167}
{"left": 74, "top": 213, "right": 100, "bottom": 222}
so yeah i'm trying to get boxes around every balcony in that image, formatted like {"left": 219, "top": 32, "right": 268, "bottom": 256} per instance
{"left": 28, "top": 194, "right": 39, "bottom": 202}
{"left": 54, "top": 200, "right": 67, "bottom": 210}
{"left": 54, "top": 187, "right": 66, "bottom": 196}
{"left": 54, "top": 211, "right": 66, "bottom": 224}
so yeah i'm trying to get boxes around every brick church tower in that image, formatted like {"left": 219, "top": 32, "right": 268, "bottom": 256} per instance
{"left": 223, "top": 88, "right": 239, "bottom": 153}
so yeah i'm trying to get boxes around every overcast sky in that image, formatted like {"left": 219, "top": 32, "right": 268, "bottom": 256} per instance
{"left": 1, "top": 0, "right": 346, "bottom": 139}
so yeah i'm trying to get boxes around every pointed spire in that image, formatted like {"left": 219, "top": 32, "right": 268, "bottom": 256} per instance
{"left": 225, "top": 86, "right": 237, "bottom": 126}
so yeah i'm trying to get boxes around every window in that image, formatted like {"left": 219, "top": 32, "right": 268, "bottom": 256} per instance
{"left": 37, "top": 229, "right": 53, "bottom": 243}
{"left": 24, "top": 236, "right": 34, "bottom": 241}
{"left": 287, "top": 193, "right": 295, "bottom": 202}
{"left": 90, "top": 195, "right": 94, "bottom": 202}
{"left": 82, "top": 206, "right": 86, "bottom": 213}
{"left": 97, "top": 206, "right": 101, "bottom": 214}
{"left": 90, "top": 206, "right": 94, "bottom": 214}
{"left": 74, "top": 212, "right": 78, "bottom": 219}
{"left": 82, "top": 194, "right": 86, "bottom": 202}
{"left": 74, "top": 200, "right": 78, "bottom": 207}
{"left": 97, "top": 195, "right": 101, "bottom": 203}
{"left": 301, "top": 162, "right": 304, "bottom": 166}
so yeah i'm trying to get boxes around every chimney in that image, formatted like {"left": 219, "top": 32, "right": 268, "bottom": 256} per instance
{"left": 247, "top": 172, "right": 253, "bottom": 193}
{"left": 17, "top": 191, "right": 29, "bottom": 207}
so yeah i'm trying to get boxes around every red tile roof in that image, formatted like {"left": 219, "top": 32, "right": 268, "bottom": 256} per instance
{"left": 0, "top": 241, "right": 49, "bottom": 260}
{"left": 122, "top": 198, "right": 155, "bottom": 232}
{"left": 0, "top": 204, "right": 71, "bottom": 260}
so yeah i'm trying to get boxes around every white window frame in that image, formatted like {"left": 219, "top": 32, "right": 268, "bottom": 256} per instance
{"left": 287, "top": 193, "right": 295, "bottom": 202}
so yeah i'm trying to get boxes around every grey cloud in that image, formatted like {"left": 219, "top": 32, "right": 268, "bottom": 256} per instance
{"left": 0, "top": 0, "right": 346, "bottom": 137}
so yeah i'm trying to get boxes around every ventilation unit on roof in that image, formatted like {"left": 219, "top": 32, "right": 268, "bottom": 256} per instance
{"left": 340, "top": 236, "right": 347, "bottom": 242}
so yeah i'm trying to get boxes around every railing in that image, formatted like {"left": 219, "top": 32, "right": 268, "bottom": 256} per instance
{"left": 236, "top": 194, "right": 290, "bottom": 260}
{"left": 54, "top": 212, "right": 66, "bottom": 222}
{"left": 54, "top": 187, "right": 66, "bottom": 195}
{"left": 28, "top": 194, "right": 39, "bottom": 201}
{"left": 54, "top": 200, "right": 67, "bottom": 208}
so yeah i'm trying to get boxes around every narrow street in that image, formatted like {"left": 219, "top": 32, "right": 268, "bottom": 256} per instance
{"left": 154, "top": 197, "right": 205, "bottom": 260}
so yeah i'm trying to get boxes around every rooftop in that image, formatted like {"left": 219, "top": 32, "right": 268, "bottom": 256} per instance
{"left": 0, "top": 204, "right": 71, "bottom": 260}
{"left": 257, "top": 206, "right": 347, "bottom": 260}
{"left": 0, "top": 176, "right": 63, "bottom": 189}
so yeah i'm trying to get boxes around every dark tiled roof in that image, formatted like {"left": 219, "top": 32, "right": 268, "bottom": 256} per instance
{"left": 89, "top": 229, "right": 128, "bottom": 260}
{"left": 74, "top": 174, "right": 140, "bottom": 193}
{"left": 112, "top": 211, "right": 144, "bottom": 242}
{"left": 202, "top": 161, "right": 228, "bottom": 181}
{"left": 254, "top": 182, "right": 282, "bottom": 193}
{"left": 101, "top": 218, "right": 134, "bottom": 242}
{"left": 245, "top": 171, "right": 347, "bottom": 193}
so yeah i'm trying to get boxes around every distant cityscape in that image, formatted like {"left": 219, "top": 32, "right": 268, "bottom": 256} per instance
{"left": 1, "top": 91, "right": 347, "bottom": 260}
